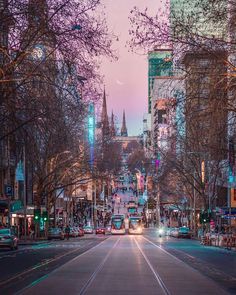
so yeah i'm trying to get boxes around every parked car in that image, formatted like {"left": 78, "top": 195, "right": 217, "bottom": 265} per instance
{"left": 83, "top": 225, "right": 93, "bottom": 234}
{"left": 78, "top": 227, "right": 84, "bottom": 237}
{"left": 70, "top": 227, "right": 79, "bottom": 237}
{"left": 48, "top": 227, "right": 65, "bottom": 240}
{"left": 170, "top": 227, "right": 179, "bottom": 238}
{"left": 177, "top": 227, "right": 191, "bottom": 239}
{"left": 96, "top": 227, "right": 105, "bottom": 235}
{"left": 0, "top": 228, "right": 18, "bottom": 250}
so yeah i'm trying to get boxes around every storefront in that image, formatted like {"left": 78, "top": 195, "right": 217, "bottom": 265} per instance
{"left": 0, "top": 199, "right": 9, "bottom": 225}
{"left": 11, "top": 205, "right": 34, "bottom": 237}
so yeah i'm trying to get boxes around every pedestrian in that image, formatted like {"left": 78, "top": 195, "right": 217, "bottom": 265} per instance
{"left": 65, "top": 225, "right": 70, "bottom": 240}
{"left": 29, "top": 223, "right": 35, "bottom": 240}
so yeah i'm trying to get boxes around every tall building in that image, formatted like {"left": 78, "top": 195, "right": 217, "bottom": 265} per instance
{"left": 151, "top": 76, "right": 177, "bottom": 156}
{"left": 120, "top": 110, "right": 128, "bottom": 137}
{"left": 170, "top": 0, "right": 227, "bottom": 40}
{"left": 142, "top": 113, "right": 152, "bottom": 157}
{"left": 183, "top": 51, "right": 228, "bottom": 160}
{"left": 148, "top": 48, "right": 173, "bottom": 113}
{"left": 0, "top": 0, "right": 10, "bottom": 171}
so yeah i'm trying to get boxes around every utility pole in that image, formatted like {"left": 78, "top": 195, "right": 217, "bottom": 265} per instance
{"left": 193, "top": 171, "right": 196, "bottom": 237}
{"left": 94, "top": 180, "right": 97, "bottom": 229}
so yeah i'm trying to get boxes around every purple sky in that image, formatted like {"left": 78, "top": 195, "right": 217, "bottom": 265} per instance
{"left": 101, "top": 1, "right": 161, "bottom": 136}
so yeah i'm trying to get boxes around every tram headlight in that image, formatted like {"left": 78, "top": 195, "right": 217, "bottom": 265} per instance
{"left": 137, "top": 227, "right": 142, "bottom": 233}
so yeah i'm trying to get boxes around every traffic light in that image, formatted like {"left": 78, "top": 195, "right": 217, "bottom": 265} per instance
{"left": 42, "top": 211, "right": 48, "bottom": 222}
{"left": 34, "top": 209, "right": 41, "bottom": 222}
{"left": 199, "top": 212, "right": 211, "bottom": 224}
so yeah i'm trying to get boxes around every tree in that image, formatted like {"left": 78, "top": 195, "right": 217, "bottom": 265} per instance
{"left": 128, "top": 1, "right": 234, "bottom": 216}
{"left": 0, "top": 0, "right": 117, "bottom": 228}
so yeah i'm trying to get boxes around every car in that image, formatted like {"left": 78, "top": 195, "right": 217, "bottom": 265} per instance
{"left": 0, "top": 228, "right": 18, "bottom": 250}
{"left": 177, "top": 227, "right": 191, "bottom": 239}
{"left": 70, "top": 227, "right": 79, "bottom": 237}
{"left": 96, "top": 227, "right": 105, "bottom": 235}
{"left": 170, "top": 227, "right": 179, "bottom": 237}
{"left": 77, "top": 227, "right": 84, "bottom": 237}
{"left": 48, "top": 227, "right": 65, "bottom": 240}
{"left": 166, "top": 227, "right": 173, "bottom": 236}
{"left": 83, "top": 225, "right": 93, "bottom": 234}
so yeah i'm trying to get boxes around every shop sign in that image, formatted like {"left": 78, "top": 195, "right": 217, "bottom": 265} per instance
{"left": 10, "top": 200, "right": 23, "bottom": 212}
{"left": 16, "top": 161, "right": 24, "bottom": 181}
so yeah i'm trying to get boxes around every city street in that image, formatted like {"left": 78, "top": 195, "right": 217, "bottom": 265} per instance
{"left": 1, "top": 229, "right": 235, "bottom": 294}
{"left": 0, "top": 236, "right": 107, "bottom": 294}
{"left": 1, "top": 1, "right": 236, "bottom": 294}
{"left": 9, "top": 234, "right": 234, "bottom": 295}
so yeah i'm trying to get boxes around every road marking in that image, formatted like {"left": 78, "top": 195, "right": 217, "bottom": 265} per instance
{"left": 79, "top": 237, "right": 121, "bottom": 295}
{"left": 16, "top": 237, "right": 110, "bottom": 294}
{"left": 0, "top": 247, "right": 81, "bottom": 287}
{"left": 134, "top": 237, "right": 171, "bottom": 295}
{"left": 142, "top": 236, "right": 185, "bottom": 263}
{"left": 0, "top": 239, "right": 105, "bottom": 289}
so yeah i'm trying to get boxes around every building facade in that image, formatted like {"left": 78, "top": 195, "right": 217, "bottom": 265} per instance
{"left": 148, "top": 49, "right": 173, "bottom": 113}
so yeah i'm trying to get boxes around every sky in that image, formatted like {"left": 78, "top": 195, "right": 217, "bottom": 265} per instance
{"left": 101, "top": 0, "right": 161, "bottom": 136}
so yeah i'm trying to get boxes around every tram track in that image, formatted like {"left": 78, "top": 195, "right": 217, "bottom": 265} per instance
{"left": 134, "top": 237, "right": 172, "bottom": 295}
{"left": 79, "top": 237, "right": 121, "bottom": 295}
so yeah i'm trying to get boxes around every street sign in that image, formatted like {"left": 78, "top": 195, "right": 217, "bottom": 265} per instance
{"left": 16, "top": 161, "right": 24, "bottom": 181}
{"left": 4, "top": 185, "right": 13, "bottom": 197}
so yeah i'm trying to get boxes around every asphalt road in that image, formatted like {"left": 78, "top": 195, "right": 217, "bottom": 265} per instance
{"left": 0, "top": 235, "right": 107, "bottom": 294}
{"left": 4, "top": 233, "right": 233, "bottom": 295}
{"left": 145, "top": 229, "right": 236, "bottom": 294}
{"left": 1, "top": 188, "right": 236, "bottom": 295}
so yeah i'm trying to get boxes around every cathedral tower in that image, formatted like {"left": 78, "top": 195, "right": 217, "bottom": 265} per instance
{"left": 120, "top": 110, "right": 128, "bottom": 137}
{"left": 101, "top": 87, "right": 110, "bottom": 138}
{"left": 110, "top": 110, "right": 116, "bottom": 137}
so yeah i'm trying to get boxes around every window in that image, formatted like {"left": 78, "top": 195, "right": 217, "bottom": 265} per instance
{"left": 158, "top": 110, "right": 167, "bottom": 124}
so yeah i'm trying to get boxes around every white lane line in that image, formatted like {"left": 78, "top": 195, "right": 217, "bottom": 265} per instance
{"left": 16, "top": 238, "right": 111, "bottom": 294}
{"left": 0, "top": 247, "right": 81, "bottom": 288}
{"left": 142, "top": 236, "right": 195, "bottom": 264}
{"left": 79, "top": 237, "right": 121, "bottom": 295}
{"left": 143, "top": 236, "right": 236, "bottom": 282}
{"left": 134, "top": 237, "right": 171, "bottom": 295}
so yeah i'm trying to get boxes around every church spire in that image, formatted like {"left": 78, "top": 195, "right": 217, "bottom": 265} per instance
{"left": 121, "top": 110, "right": 128, "bottom": 137}
{"left": 101, "top": 87, "right": 109, "bottom": 130}
{"left": 110, "top": 110, "right": 116, "bottom": 137}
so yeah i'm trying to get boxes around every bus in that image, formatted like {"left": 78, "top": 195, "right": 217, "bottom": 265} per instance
{"left": 111, "top": 214, "right": 126, "bottom": 235}
{"left": 128, "top": 216, "right": 143, "bottom": 234}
